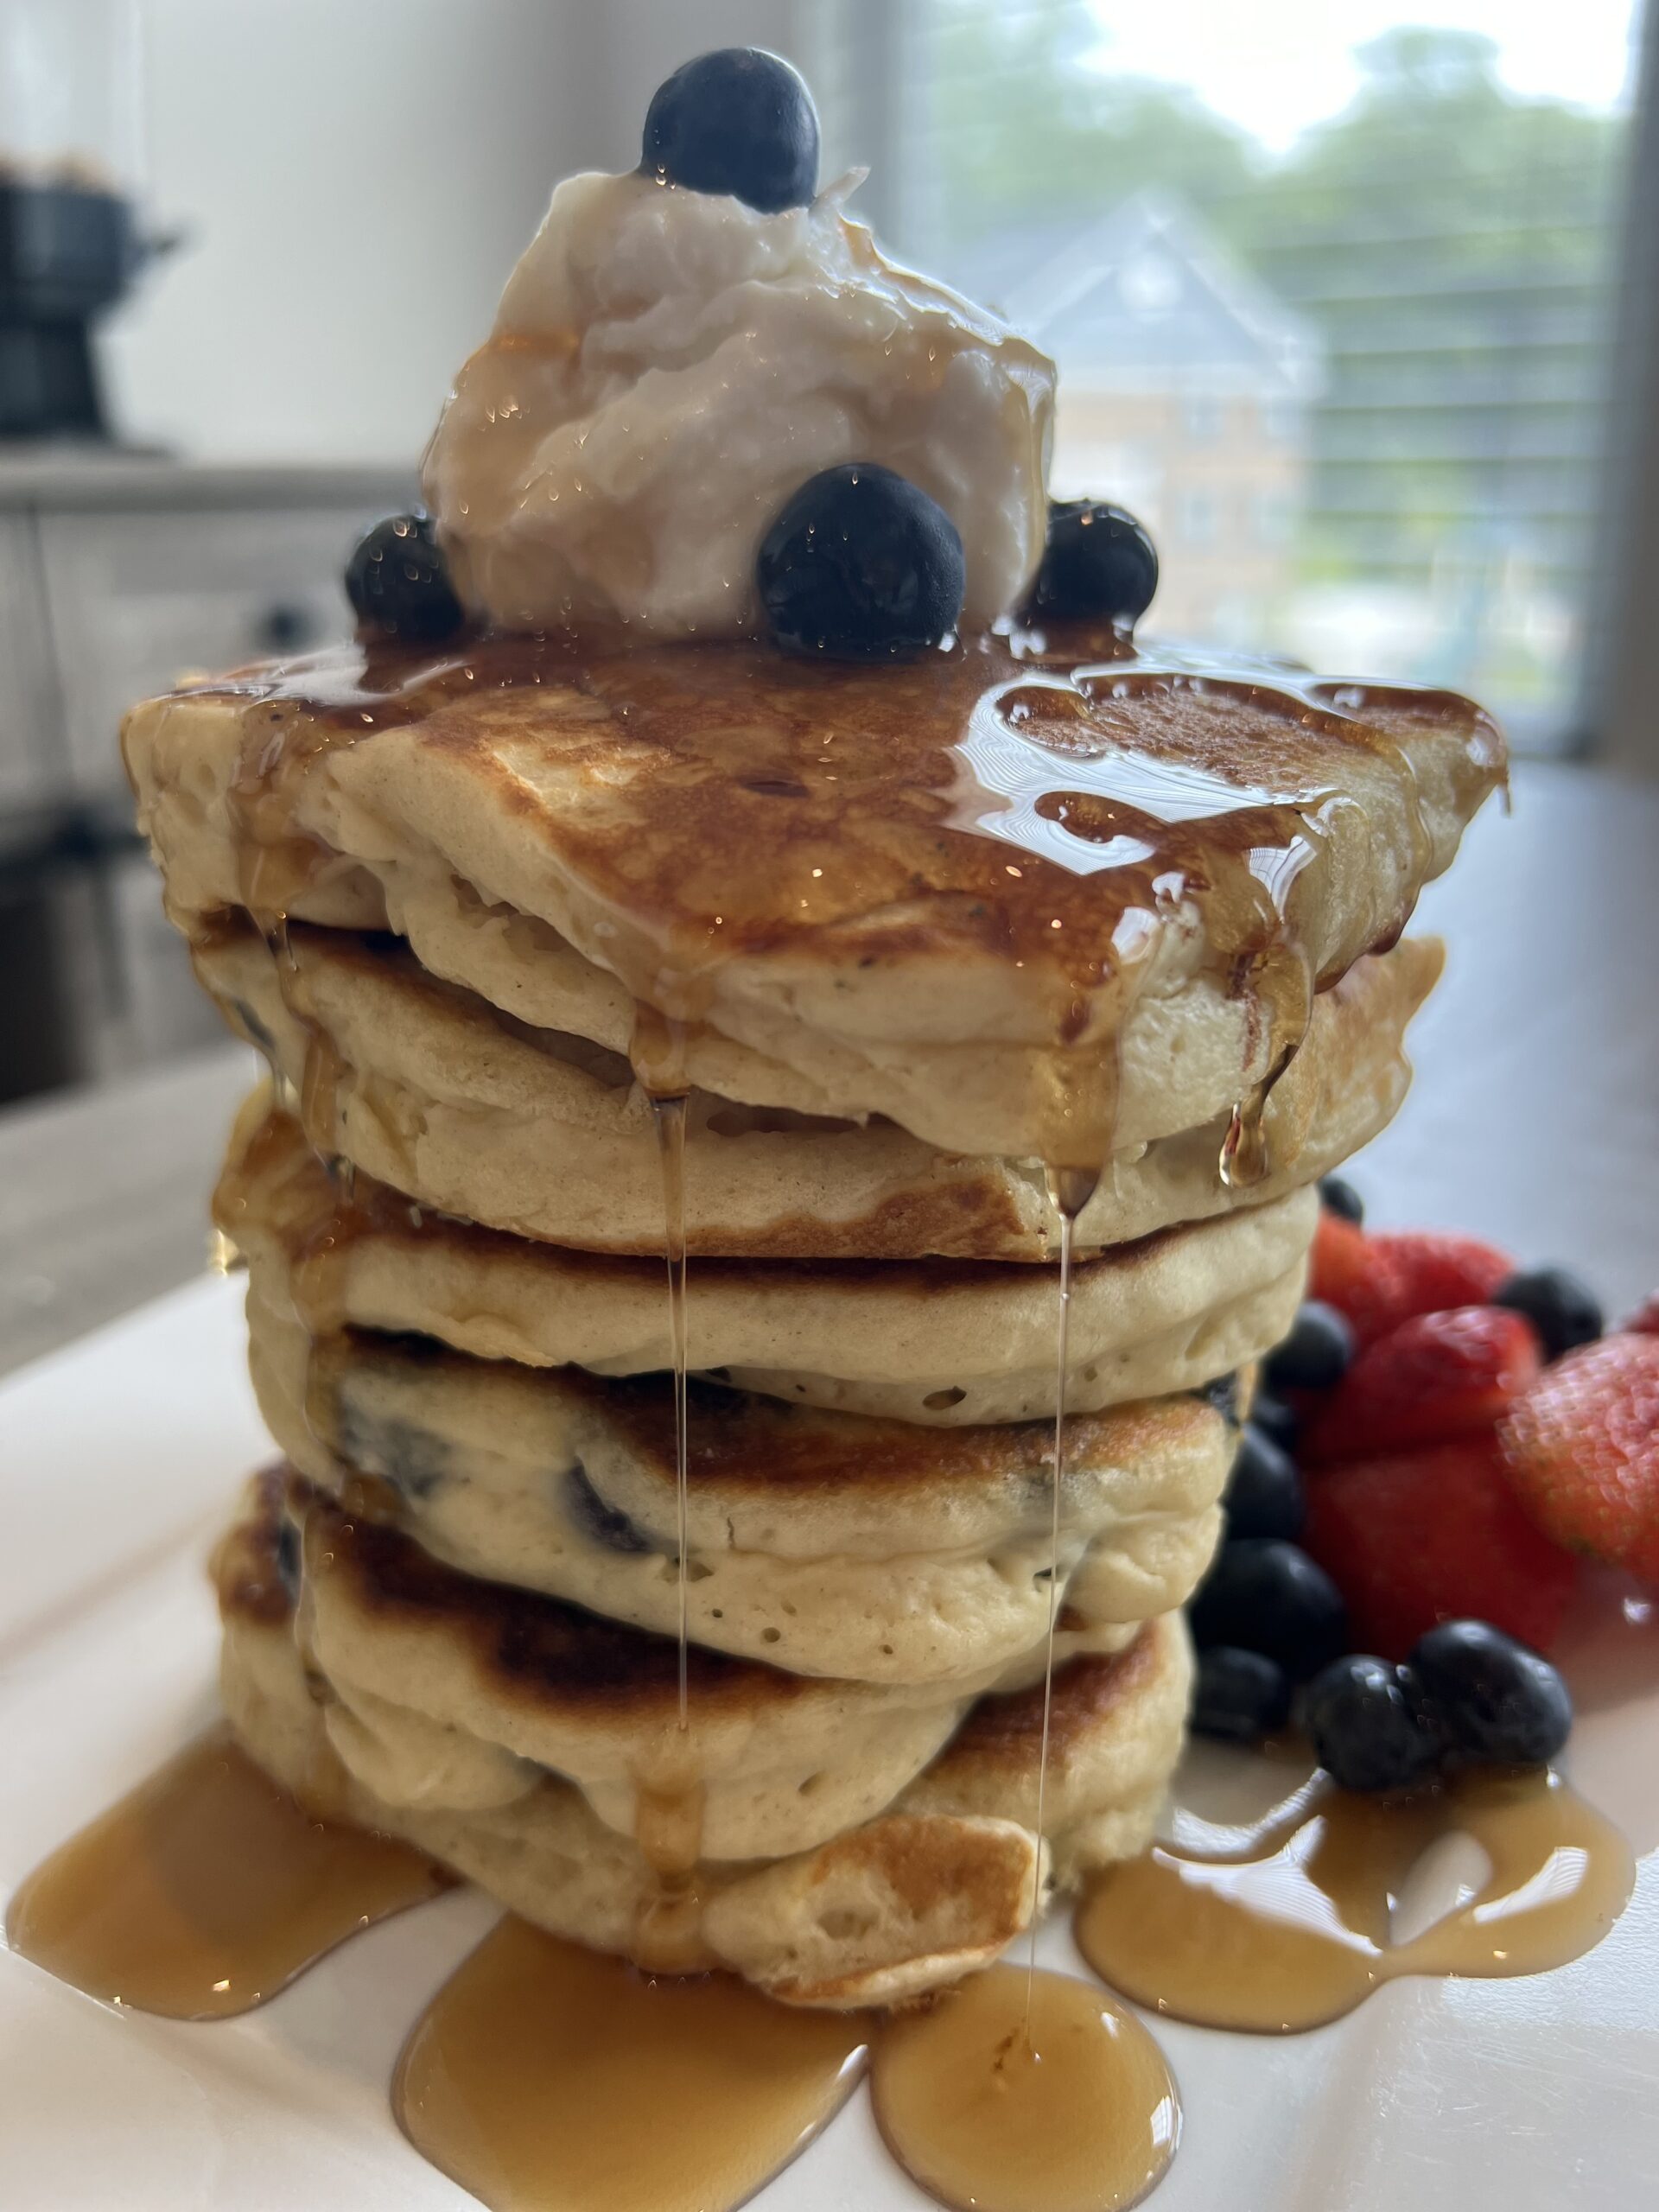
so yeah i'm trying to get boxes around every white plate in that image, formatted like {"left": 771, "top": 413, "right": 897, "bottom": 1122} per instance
{"left": 2, "top": 1274, "right": 1656, "bottom": 2211}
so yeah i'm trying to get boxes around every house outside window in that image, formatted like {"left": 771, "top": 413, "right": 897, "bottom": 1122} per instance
{"left": 1181, "top": 488, "right": 1219, "bottom": 546}
{"left": 1183, "top": 393, "right": 1224, "bottom": 443}
{"left": 854, "top": 0, "right": 1649, "bottom": 753}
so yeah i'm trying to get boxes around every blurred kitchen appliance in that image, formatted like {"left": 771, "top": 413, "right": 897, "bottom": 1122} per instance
{"left": 0, "top": 0, "right": 159, "bottom": 438}
{"left": 0, "top": 455, "right": 415, "bottom": 1107}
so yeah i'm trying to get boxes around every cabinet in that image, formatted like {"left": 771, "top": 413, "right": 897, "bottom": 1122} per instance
{"left": 0, "top": 454, "right": 413, "bottom": 1098}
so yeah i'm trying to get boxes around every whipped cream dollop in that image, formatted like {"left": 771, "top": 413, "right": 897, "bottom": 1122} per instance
{"left": 422, "top": 169, "right": 1056, "bottom": 638}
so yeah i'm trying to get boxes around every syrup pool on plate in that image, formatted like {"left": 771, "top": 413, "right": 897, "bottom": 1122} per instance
{"left": 394, "top": 1918, "right": 870, "bottom": 2212}
{"left": 1075, "top": 1761, "right": 1636, "bottom": 2033}
{"left": 872, "top": 1962, "right": 1179, "bottom": 2212}
{"left": 4, "top": 1730, "right": 446, "bottom": 2019}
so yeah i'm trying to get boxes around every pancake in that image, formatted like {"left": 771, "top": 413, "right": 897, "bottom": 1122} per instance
{"left": 199, "top": 919, "right": 1440, "bottom": 1261}
{"left": 221, "top": 1094, "right": 1314, "bottom": 1426}
{"left": 123, "top": 628, "right": 1503, "bottom": 1168}
{"left": 246, "top": 1284, "right": 1232, "bottom": 1682}
{"left": 217, "top": 1476, "right": 1190, "bottom": 2006}
{"left": 263, "top": 1471, "right": 1162, "bottom": 1864}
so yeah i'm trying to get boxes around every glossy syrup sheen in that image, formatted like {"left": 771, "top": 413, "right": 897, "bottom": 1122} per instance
{"left": 872, "top": 1964, "right": 1179, "bottom": 2212}
{"left": 394, "top": 1918, "right": 870, "bottom": 2212}
{"left": 83, "top": 620, "right": 1534, "bottom": 2212}
{"left": 175, "top": 625, "right": 1503, "bottom": 1171}
{"left": 4, "top": 1730, "right": 446, "bottom": 2019}
{"left": 10, "top": 1725, "right": 1636, "bottom": 2211}
{"left": 1074, "top": 1764, "right": 1636, "bottom": 2034}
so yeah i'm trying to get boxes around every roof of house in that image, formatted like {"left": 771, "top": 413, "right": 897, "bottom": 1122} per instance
{"left": 936, "top": 188, "right": 1323, "bottom": 400}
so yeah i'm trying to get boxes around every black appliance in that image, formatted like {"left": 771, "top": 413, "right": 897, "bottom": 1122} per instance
{"left": 0, "top": 176, "right": 158, "bottom": 437}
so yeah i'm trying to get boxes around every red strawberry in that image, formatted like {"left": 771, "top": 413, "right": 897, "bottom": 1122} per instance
{"left": 1498, "top": 1334, "right": 1659, "bottom": 1583}
{"left": 1623, "top": 1294, "right": 1659, "bottom": 1338}
{"left": 1303, "top": 1436, "right": 1578, "bottom": 1656}
{"left": 1300, "top": 1306, "right": 1542, "bottom": 1465}
{"left": 1307, "top": 1219, "right": 1514, "bottom": 1350}
{"left": 1371, "top": 1230, "right": 1514, "bottom": 1317}
{"left": 1307, "top": 1212, "right": 1409, "bottom": 1348}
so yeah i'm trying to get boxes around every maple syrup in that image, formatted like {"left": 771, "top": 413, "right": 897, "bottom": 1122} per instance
{"left": 631, "top": 1785, "right": 711, "bottom": 1974}
{"left": 873, "top": 1963, "right": 1179, "bottom": 2212}
{"left": 626, "top": 999, "right": 696, "bottom": 1712}
{"left": 1025, "top": 1163, "right": 1100, "bottom": 1993}
{"left": 1075, "top": 1764, "right": 1635, "bottom": 2033}
{"left": 652, "top": 1089, "right": 692, "bottom": 1724}
{"left": 4, "top": 1730, "right": 445, "bottom": 2019}
{"left": 626, "top": 991, "right": 706, "bottom": 1969}
{"left": 158, "top": 627, "right": 1503, "bottom": 1176}
{"left": 86, "top": 620, "right": 1538, "bottom": 2212}
{"left": 394, "top": 1917, "right": 869, "bottom": 2212}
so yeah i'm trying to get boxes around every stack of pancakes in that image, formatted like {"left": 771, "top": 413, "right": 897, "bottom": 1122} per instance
{"left": 124, "top": 631, "right": 1503, "bottom": 2005}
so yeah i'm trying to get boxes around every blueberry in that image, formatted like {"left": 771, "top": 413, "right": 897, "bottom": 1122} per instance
{"left": 1188, "top": 1539, "right": 1347, "bottom": 1681}
{"left": 1493, "top": 1267, "right": 1603, "bottom": 1363}
{"left": 345, "top": 512, "right": 463, "bottom": 643}
{"left": 1192, "top": 1646, "right": 1292, "bottom": 1744}
{"left": 1408, "top": 1620, "right": 1573, "bottom": 1766}
{"left": 1225, "top": 1425, "right": 1305, "bottom": 1541}
{"left": 335, "top": 1401, "right": 450, "bottom": 1501}
{"left": 641, "top": 48, "right": 818, "bottom": 213}
{"left": 273, "top": 1514, "right": 301, "bottom": 1604}
{"left": 1027, "top": 500, "right": 1158, "bottom": 627}
{"left": 1303, "top": 1654, "right": 1443, "bottom": 1792}
{"left": 1318, "top": 1174, "right": 1363, "bottom": 1225}
{"left": 1264, "top": 1300, "right": 1355, "bottom": 1392}
{"left": 1197, "top": 1370, "right": 1243, "bottom": 1425}
{"left": 566, "top": 1463, "right": 654, "bottom": 1554}
{"left": 1248, "top": 1389, "right": 1300, "bottom": 1456}
{"left": 757, "top": 463, "right": 965, "bottom": 661}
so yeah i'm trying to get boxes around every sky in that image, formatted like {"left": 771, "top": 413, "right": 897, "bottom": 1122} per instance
{"left": 1084, "top": 0, "right": 1644, "bottom": 149}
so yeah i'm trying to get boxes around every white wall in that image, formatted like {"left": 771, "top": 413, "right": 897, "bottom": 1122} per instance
{"left": 103, "top": 0, "right": 812, "bottom": 464}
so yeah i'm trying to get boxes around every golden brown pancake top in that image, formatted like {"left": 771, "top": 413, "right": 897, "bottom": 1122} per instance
{"left": 172, "top": 623, "right": 1503, "bottom": 1001}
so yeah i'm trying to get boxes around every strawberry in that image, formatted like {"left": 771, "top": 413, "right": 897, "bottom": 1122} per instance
{"left": 1302, "top": 1436, "right": 1578, "bottom": 1657}
{"left": 1373, "top": 1230, "right": 1514, "bottom": 1317}
{"left": 1622, "top": 1294, "right": 1659, "bottom": 1338}
{"left": 1300, "top": 1306, "right": 1542, "bottom": 1465}
{"left": 1306, "top": 1218, "right": 1513, "bottom": 1350}
{"left": 1306, "top": 1212, "right": 1408, "bottom": 1348}
{"left": 1497, "top": 1334, "right": 1659, "bottom": 1583}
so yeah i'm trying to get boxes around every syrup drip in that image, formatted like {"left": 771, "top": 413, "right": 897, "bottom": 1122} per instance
{"left": 630, "top": 1001, "right": 694, "bottom": 1724}
{"left": 630, "top": 1000, "right": 702, "bottom": 1964}
{"left": 227, "top": 779, "right": 352, "bottom": 1181}
{"left": 632, "top": 1778, "right": 710, "bottom": 1974}
{"left": 4, "top": 1731, "right": 445, "bottom": 2018}
{"left": 953, "top": 669, "right": 1351, "bottom": 1175}
{"left": 1218, "top": 940, "right": 1314, "bottom": 1188}
{"left": 213, "top": 1108, "right": 393, "bottom": 1346}
{"left": 872, "top": 1963, "right": 1179, "bottom": 2212}
{"left": 289, "top": 974, "right": 346, "bottom": 1173}
{"left": 394, "top": 1918, "right": 869, "bottom": 2212}
{"left": 652, "top": 1091, "right": 691, "bottom": 1726}
{"left": 1026, "top": 1164, "right": 1100, "bottom": 2013}
{"left": 175, "top": 629, "right": 1503, "bottom": 1180}
{"left": 1075, "top": 1764, "right": 1635, "bottom": 2033}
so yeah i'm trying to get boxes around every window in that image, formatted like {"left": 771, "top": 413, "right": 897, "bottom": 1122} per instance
{"left": 1183, "top": 393, "right": 1224, "bottom": 443}
{"left": 1262, "top": 398, "right": 1299, "bottom": 445}
{"left": 1255, "top": 491, "right": 1294, "bottom": 548}
{"left": 857, "top": 0, "right": 1649, "bottom": 752}
{"left": 1180, "top": 488, "right": 1218, "bottom": 546}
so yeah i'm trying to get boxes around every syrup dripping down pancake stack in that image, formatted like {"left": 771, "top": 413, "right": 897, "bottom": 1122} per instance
{"left": 121, "top": 73, "right": 1504, "bottom": 2012}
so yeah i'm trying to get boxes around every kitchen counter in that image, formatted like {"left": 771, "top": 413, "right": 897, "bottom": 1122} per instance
{"left": 0, "top": 447, "right": 418, "bottom": 511}
{"left": 0, "top": 1040, "right": 252, "bottom": 1376}
{"left": 0, "top": 760, "right": 1655, "bottom": 1379}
